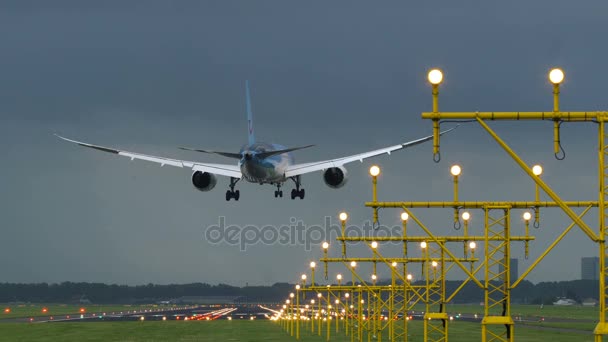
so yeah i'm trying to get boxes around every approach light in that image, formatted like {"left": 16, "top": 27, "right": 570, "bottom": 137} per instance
{"left": 295, "top": 285, "right": 300, "bottom": 290}
{"left": 428, "top": 69, "right": 443, "bottom": 85}
{"left": 549, "top": 68, "right": 565, "bottom": 85}
{"left": 337, "top": 274, "right": 342, "bottom": 280}
{"left": 391, "top": 261, "right": 398, "bottom": 267}
{"left": 450, "top": 165, "right": 461, "bottom": 176}
{"left": 532, "top": 165, "right": 543, "bottom": 176}
{"left": 301, "top": 274, "right": 307, "bottom": 280}
{"left": 339, "top": 212, "right": 348, "bottom": 221}
{"left": 420, "top": 241, "right": 427, "bottom": 249}
{"left": 406, "top": 274, "right": 413, "bottom": 281}
{"left": 322, "top": 242, "right": 329, "bottom": 250}
{"left": 401, "top": 212, "right": 409, "bottom": 221}
{"left": 310, "top": 261, "right": 316, "bottom": 268}
{"left": 432, "top": 261, "right": 438, "bottom": 268}
{"left": 523, "top": 212, "right": 532, "bottom": 221}
{"left": 461, "top": 211, "right": 471, "bottom": 221}
{"left": 469, "top": 242, "right": 477, "bottom": 249}
{"left": 317, "top": 293, "right": 322, "bottom": 298}
{"left": 290, "top": 293, "right": 294, "bottom": 298}
{"left": 371, "top": 241, "right": 378, "bottom": 249}
{"left": 371, "top": 274, "right": 377, "bottom": 280}
{"left": 350, "top": 261, "right": 357, "bottom": 268}
{"left": 369, "top": 165, "right": 380, "bottom": 177}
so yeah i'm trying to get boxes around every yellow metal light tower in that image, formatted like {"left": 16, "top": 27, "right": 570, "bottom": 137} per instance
{"left": 310, "top": 262, "right": 316, "bottom": 287}
{"left": 412, "top": 66, "right": 608, "bottom": 341}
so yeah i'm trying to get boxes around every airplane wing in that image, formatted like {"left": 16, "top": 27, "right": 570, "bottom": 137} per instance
{"left": 55, "top": 135, "right": 242, "bottom": 178}
{"left": 284, "top": 126, "right": 458, "bottom": 178}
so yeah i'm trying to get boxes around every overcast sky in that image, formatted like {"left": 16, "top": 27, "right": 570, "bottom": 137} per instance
{"left": 1, "top": 1, "right": 608, "bottom": 286}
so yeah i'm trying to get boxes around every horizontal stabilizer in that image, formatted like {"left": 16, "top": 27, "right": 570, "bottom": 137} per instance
{"left": 256, "top": 145, "right": 315, "bottom": 159}
{"left": 178, "top": 147, "right": 242, "bottom": 159}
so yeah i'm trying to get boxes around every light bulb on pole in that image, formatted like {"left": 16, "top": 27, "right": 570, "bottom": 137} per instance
{"left": 310, "top": 261, "right": 316, "bottom": 287}
{"left": 428, "top": 68, "right": 444, "bottom": 158}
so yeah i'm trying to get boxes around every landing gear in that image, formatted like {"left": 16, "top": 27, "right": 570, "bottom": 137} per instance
{"left": 226, "top": 177, "right": 240, "bottom": 201}
{"left": 290, "top": 176, "right": 305, "bottom": 200}
{"left": 274, "top": 183, "right": 283, "bottom": 198}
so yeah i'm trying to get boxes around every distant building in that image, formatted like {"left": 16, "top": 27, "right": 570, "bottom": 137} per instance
{"left": 498, "top": 258, "right": 518, "bottom": 282}
{"left": 581, "top": 257, "right": 599, "bottom": 280}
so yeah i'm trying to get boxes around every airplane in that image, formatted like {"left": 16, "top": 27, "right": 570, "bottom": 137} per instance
{"left": 56, "top": 81, "right": 457, "bottom": 201}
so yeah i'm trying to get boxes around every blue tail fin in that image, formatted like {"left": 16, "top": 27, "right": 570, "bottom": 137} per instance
{"left": 246, "top": 80, "right": 255, "bottom": 145}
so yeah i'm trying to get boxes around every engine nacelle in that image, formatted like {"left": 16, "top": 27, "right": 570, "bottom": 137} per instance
{"left": 323, "top": 166, "right": 348, "bottom": 189}
{"left": 191, "top": 171, "right": 217, "bottom": 192}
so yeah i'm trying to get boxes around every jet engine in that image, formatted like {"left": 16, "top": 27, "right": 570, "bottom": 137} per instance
{"left": 191, "top": 171, "right": 217, "bottom": 192}
{"left": 323, "top": 166, "right": 348, "bottom": 189}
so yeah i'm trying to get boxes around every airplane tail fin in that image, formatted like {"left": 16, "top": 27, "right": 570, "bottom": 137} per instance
{"left": 246, "top": 80, "right": 255, "bottom": 145}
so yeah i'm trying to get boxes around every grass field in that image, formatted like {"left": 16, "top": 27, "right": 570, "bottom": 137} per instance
{"left": 446, "top": 303, "right": 599, "bottom": 321}
{"left": 0, "top": 318, "right": 597, "bottom": 342}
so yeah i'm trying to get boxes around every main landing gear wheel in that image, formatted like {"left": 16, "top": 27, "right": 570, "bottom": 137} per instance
{"left": 226, "top": 190, "right": 240, "bottom": 201}
{"left": 274, "top": 190, "right": 283, "bottom": 198}
{"left": 290, "top": 188, "right": 305, "bottom": 200}
{"left": 290, "top": 176, "right": 305, "bottom": 200}
{"left": 226, "top": 177, "right": 240, "bottom": 201}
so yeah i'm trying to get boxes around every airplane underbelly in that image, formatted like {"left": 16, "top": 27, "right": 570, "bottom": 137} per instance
{"left": 241, "top": 161, "right": 284, "bottom": 183}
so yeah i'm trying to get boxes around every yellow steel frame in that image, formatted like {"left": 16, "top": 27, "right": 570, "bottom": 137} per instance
{"left": 481, "top": 206, "right": 513, "bottom": 342}
{"left": 417, "top": 106, "right": 608, "bottom": 339}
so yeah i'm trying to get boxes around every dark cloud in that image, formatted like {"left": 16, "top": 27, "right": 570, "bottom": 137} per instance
{"left": 0, "top": 1, "right": 606, "bottom": 285}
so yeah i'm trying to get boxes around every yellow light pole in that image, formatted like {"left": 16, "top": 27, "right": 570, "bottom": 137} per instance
{"left": 390, "top": 261, "right": 397, "bottom": 341}
{"left": 344, "top": 292, "right": 351, "bottom": 338}
{"left": 289, "top": 293, "right": 295, "bottom": 336}
{"left": 322, "top": 242, "right": 329, "bottom": 280}
{"left": 523, "top": 212, "right": 531, "bottom": 259}
{"left": 451, "top": 165, "right": 462, "bottom": 225}
{"left": 370, "top": 165, "right": 381, "bottom": 226}
{"left": 317, "top": 293, "right": 323, "bottom": 336}
{"left": 310, "top": 262, "right": 316, "bottom": 287}
{"left": 337, "top": 273, "right": 343, "bottom": 334}
{"left": 462, "top": 211, "right": 471, "bottom": 258}
{"left": 305, "top": 304, "right": 310, "bottom": 331}
{"left": 282, "top": 305, "right": 287, "bottom": 331}
{"left": 371, "top": 241, "right": 378, "bottom": 276}
{"left": 469, "top": 241, "right": 477, "bottom": 272}
{"left": 296, "top": 285, "right": 301, "bottom": 340}
{"left": 532, "top": 164, "right": 543, "bottom": 227}
{"left": 340, "top": 212, "right": 348, "bottom": 258}
{"left": 401, "top": 212, "right": 409, "bottom": 259}
{"left": 286, "top": 299, "right": 292, "bottom": 336}
{"left": 420, "top": 241, "right": 428, "bottom": 278}
{"left": 549, "top": 68, "right": 565, "bottom": 158}
{"left": 335, "top": 298, "right": 340, "bottom": 334}
{"left": 350, "top": 261, "right": 357, "bottom": 286}
{"left": 327, "top": 288, "right": 331, "bottom": 341}
{"left": 428, "top": 68, "right": 444, "bottom": 159}
{"left": 311, "top": 299, "right": 315, "bottom": 332}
